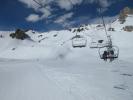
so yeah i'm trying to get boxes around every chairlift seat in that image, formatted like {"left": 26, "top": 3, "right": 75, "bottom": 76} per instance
{"left": 90, "top": 41, "right": 98, "bottom": 48}
{"left": 99, "top": 46, "right": 119, "bottom": 59}
{"left": 72, "top": 35, "right": 87, "bottom": 48}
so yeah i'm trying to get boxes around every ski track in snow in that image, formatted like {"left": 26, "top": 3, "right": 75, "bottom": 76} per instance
{"left": 0, "top": 58, "right": 133, "bottom": 100}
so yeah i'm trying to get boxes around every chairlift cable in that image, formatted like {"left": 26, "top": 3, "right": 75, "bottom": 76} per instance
{"left": 33, "top": 0, "right": 46, "bottom": 8}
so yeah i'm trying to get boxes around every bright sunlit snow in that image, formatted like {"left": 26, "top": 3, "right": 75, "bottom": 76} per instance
{"left": 0, "top": 15, "right": 133, "bottom": 100}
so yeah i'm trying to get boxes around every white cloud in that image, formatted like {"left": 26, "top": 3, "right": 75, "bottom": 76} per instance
{"left": 56, "top": 0, "right": 73, "bottom": 10}
{"left": 26, "top": 14, "right": 40, "bottom": 22}
{"left": 54, "top": 12, "right": 73, "bottom": 24}
{"left": 84, "top": 0, "right": 114, "bottom": 13}
{"left": 19, "top": 0, "right": 39, "bottom": 10}
{"left": 19, "top": 0, "right": 116, "bottom": 23}
{"left": 19, "top": 0, "right": 52, "bottom": 22}
{"left": 39, "top": 7, "right": 51, "bottom": 18}
{"left": 99, "top": 0, "right": 112, "bottom": 8}
{"left": 71, "top": 0, "right": 83, "bottom": 5}
{"left": 85, "top": 0, "right": 113, "bottom": 8}
{"left": 56, "top": 0, "right": 83, "bottom": 10}
{"left": 90, "top": 16, "right": 118, "bottom": 24}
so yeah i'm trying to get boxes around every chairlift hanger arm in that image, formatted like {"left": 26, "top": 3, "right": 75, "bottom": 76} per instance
{"left": 99, "top": 8, "right": 108, "bottom": 35}
{"left": 97, "top": 0, "right": 112, "bottom": 46}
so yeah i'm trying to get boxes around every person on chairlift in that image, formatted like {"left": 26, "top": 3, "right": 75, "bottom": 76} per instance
{"left": 103, "top": 51, "right": 108, "bottom": 61}
{"left": 109, "top": 50, "right": 115, "bottom": 62}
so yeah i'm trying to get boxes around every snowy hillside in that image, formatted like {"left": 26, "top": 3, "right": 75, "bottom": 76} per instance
{"left": 0, "top": 15, "right": 133, "bottom": 100}
{"left": 0, "top": 15, "right": 133, "bottom": 60}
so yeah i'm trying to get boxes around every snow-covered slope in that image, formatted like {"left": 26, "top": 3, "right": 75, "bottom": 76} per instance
{"left": 0, "top": 15, "right": 133, "bottom": 61}
{"left": 0, "top": 15, "right": 133, "bottom": 100}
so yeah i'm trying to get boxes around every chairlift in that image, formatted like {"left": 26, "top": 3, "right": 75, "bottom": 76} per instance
{"left": 96, "top": 4, "right": 119, "bottom": 61}
{"left": 99, "top": 45, "right": 119, "bottom": 60}
{"left": 97, "top": 40, "right": 110, "bottom": 48}
{"left": 90, "top": 39, "right": 105, "bottom": 48}
{"left": 72, "top": 35, "right": 87, "bottom": 48}
{"left": 90, "top": 41, "right": 98, "bottom": 48}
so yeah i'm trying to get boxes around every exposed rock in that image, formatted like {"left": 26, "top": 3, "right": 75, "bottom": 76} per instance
{"left": 0, "top": 34, "right": 4, "bottom": 38}
{"left": 53, "top": 34, "right": 57, "bottom": 37}
{"left": 119, "top": 7, "right": 133, "bottom": 24}
{"left": 10, "top": 29, "right": 30, "bottom": 40}
{"left": 108, "top": 28, "right": 115, "bottom": 31}
{"left": 73, "top": 27, "right": 85, "bottom": 33}
{"left": 96, "top": 24, "right": 103, "bottom": 27}
{"left": 68, "top": 29, "right": 72, "bottom": 32}
{"left": 123, "top": 26, "right": 133, "bottom": 32}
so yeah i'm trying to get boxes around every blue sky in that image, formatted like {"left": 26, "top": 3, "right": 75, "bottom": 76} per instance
{"left": 0, "top": 0, "right": 133, "bottom": 31}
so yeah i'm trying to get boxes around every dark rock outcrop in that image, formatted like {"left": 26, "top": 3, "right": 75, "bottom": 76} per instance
{"left": 119, "top": 7, "right": 133, "bottom": 24}
{"left": 123, "top": 26, "right": 133, "bottom": 32}
{"left": 10, "top": 29, "right": 30, "bottom": 40}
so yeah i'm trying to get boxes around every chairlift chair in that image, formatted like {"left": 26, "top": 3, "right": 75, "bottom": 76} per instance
{"left": 97, "top": 40, "right": 109, "bottom": 48}
{"left": 89, "top": 38, "right": 99, "bottom": 48}
{"left": 99, "top": 45, "right": 119, "bottom": 59}
{"left": 89, "top": 41, "right": 98, "bottom": 48}
{"left": 97, "top": 7, "right": 119, "bottom": 61}
{"left": 90, "top": 40, "right": 105, "bottom": 48}
{"left": 72, "top": 35, "right": 87, "bottom": 48}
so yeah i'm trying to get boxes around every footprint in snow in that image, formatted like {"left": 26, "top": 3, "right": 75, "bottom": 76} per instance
{"left": 111, "top": 70, "right": 119, "bottom": 73}
{"left": 114, "top": 84, "right": 128, "bottom": 90}
{"left": 120, "top": 73, "right": 133, "bottom": 77}
{"left": 120, "top": 65, "right": 128, "bottom": 67}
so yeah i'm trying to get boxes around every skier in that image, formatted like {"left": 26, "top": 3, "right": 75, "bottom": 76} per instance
{"left": 102, "top": 51, "right": 108, "bottom": 61}
{"left": 109, "top": 50, "right": 114, "bottom": 62}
